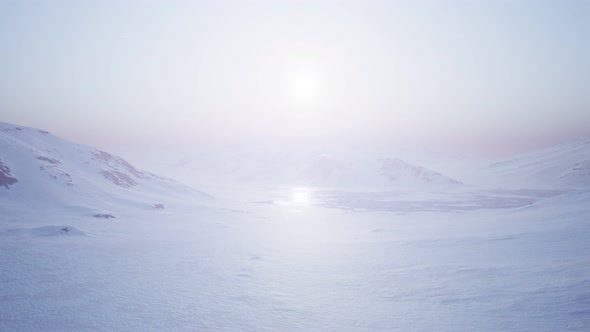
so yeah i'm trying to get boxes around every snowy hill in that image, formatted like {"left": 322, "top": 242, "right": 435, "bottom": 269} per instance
{"left": 487, "top": 135, "right": 590, "bottom": 188}
{"left": 516, "top": 188, "right": 590, "bottom": 215}
{"left": 108, "top": 144, "right": 464, "bottom": 191}
{"left": 0, "top": 122, "right": 209, "bottom": 216}
{"left": 293, "top": 155, "right": 463, "bottom": 189}
{"left": 379, "top": 158, "right": 462, "bottom": 187}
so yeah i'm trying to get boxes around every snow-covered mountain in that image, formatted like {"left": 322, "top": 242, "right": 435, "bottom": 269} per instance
{"left": 487, "top": 135, "right": 590, "bottom": 188}
{"left": 292, "top": 155, "right": 462, "bottom": 188}
{"left": 0, "top": 122, "right": 209, "bottom": 216}
{"left": 379, "top": 158, "right": 462, "bottom": 187}
{"left": 109, "top": 143, "right": 465, "bottom": 190}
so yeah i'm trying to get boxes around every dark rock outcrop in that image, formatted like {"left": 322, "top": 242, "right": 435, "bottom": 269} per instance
{"left": 0, "top": 160, "right": 18, "bottom": 189}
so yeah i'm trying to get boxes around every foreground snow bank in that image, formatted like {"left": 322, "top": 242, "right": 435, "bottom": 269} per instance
{"left": 0, "top": 199, "right": 588, "bottom": 331}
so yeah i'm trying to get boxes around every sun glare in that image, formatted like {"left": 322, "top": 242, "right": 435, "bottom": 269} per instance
{"left": 290, "top": 72, "right": 320, "bottom": 102}
{"left": 291, "top": 188, "right": 312, "bottom": 205}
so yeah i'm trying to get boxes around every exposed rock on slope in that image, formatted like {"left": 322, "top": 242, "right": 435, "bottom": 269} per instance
{"left": 0, "top": 159, "right": 18, "bottom": 188}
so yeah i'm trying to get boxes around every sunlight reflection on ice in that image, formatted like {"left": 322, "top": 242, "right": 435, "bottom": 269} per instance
{"left": 266, "top": 188, "right": 568, "bottom": 213}
{"left": 273, "top": 187, "right": 314, "bottom": 207}
{"left": 291, "top": 188, "right": 311, "bottom": 205}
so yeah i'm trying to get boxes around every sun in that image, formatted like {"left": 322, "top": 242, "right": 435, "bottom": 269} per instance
{"left": 290, "top": 72, "right": 320, "bottom": 102}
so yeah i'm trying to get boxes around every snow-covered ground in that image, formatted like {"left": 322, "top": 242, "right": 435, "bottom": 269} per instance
{"left": 1, "top": 122, "right": 589, "bottom": 331}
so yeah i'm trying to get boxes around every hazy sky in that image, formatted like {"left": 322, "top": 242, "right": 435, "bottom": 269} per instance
{"left": 1, "top": 0, "right": 589, "bottom": 156}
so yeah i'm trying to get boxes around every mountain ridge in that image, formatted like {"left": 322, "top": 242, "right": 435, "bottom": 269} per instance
{"left": 0, "top": 121, "right": 209, "bottom": 215}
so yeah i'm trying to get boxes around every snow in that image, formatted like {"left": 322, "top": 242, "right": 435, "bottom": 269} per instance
{"left": 108, "top": 143, "right": 469, "bottom": 193}
{"left": 1, "top": 122, "right": 589, "bottom": 331}
{"left": 2, "top": 225, "right": 86, "bottom": 237}
{"left": 482, "top": 135, "right": 590, "bottom": 188}
{"left": 0, "top": 121, "right": 210, "bottom": 215}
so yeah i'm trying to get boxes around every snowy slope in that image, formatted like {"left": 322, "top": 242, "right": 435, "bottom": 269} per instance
{"left": 0, "top": 121, "right": 209, "bottom": 216}
{"left": 515, "top": 188, "right": 590, "bottom": 217}
{"left": 379, "top": 157, "right": 462, "bottom": 187}
{"left": 487, "top": 135, "right": 590, "bottom": 188}
{"left": 293, "top": 155, "right": 463, "bottom": 188}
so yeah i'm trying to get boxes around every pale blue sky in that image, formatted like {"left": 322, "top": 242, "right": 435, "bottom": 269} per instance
{"left": 1, "top": 0, "right": 589, "bottom": 156}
